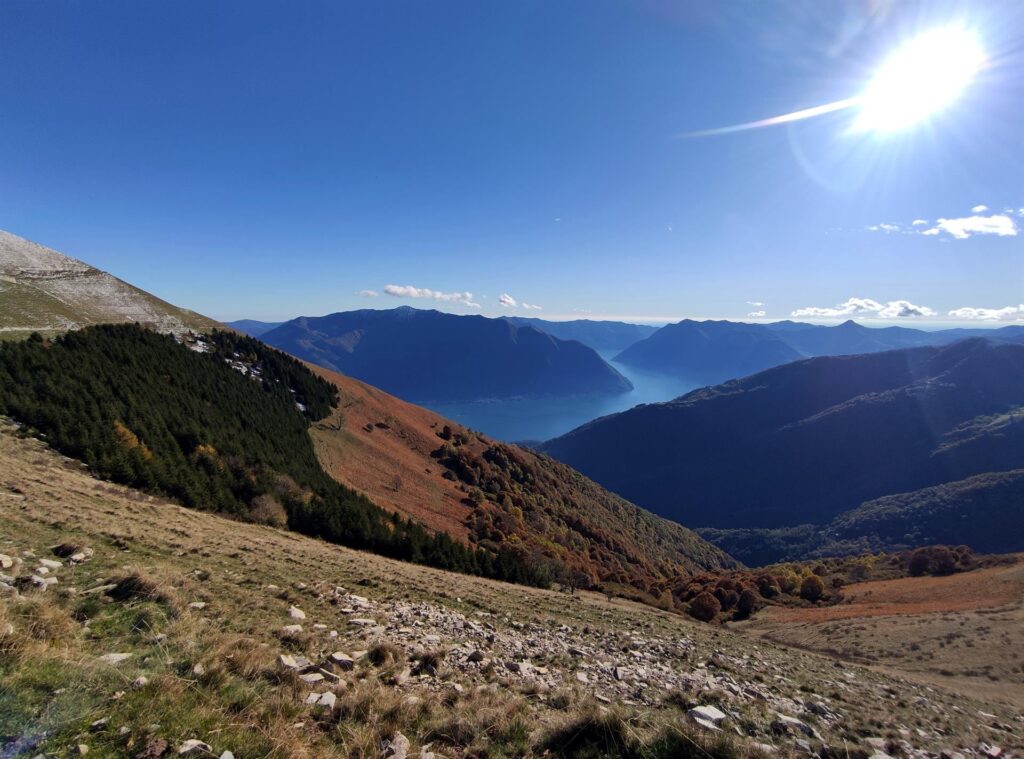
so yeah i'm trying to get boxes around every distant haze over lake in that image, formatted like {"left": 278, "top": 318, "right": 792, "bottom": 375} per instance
{"left": 423, "top": 352, "right": 700, "bottom": 442}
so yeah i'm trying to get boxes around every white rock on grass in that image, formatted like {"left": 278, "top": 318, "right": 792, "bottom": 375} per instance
{"left": 178, "top": 739, "right": 212, "bottom": 754}
{"left": 288, "top": 605, "right": 306, "bottom": 620}
{"left": 0, "top": 554, "right": 13, "bottom": 569}
{"left": 305, "top": 691, "right": 337, "bottom": 710}
{"left": 278, "top": 653, "right": 315, "bottom": 671}
{"left": 98, "top": 653, "right": 132, "bottom": 664}
{"left": 688, "top": 705, "right": 727, "bottom": 728}
{"left": 382, "top": 732, "right": 410, "bottom": 759}
{"left": 328, "top": 652, "right": 355, "bottom": 671}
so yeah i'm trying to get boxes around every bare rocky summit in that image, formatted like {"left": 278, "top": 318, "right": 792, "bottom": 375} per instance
{"left": 0, "top": 229, "right": 221, "bottom": 337}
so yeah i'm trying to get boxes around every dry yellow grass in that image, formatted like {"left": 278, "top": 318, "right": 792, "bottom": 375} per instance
{"left": 2, "top": 422, "right": 1022, "bottom": 756}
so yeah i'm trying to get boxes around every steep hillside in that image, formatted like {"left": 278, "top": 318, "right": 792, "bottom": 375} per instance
{"left": 305, "top": 362, "right": 736, "bottom": 593}
{"left": 699, "top": 469, "right": 1024, "bottom": 566}
{"left": 543, "top": 340, "right": 1024, "bottom": 548}
{"left": 0, "top": 323, "right": 733, "bottom": 603}
{"left": 0, "top": 230, "right": 221, "bottom": 337}
{"left": 615, "top": 317, "right": 1024, "bottom": 383}
{"left": 501, "top": 316, "right": 657, "bottom": 353}
{"left": 827, "top": 469, "right": 1024, "bottom": 554}
{"left": 5, "top": 425, "right": 1019, "bottom": 757}
{"left": 614, "top": 320, "right": 802, "bottom": 384}
{"left": 260, "top": 307, "right": 633, "bottom": 403}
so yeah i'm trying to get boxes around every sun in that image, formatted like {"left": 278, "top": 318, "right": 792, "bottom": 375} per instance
{"left": 854, "top": 25, "right": 985, "bottom": 133}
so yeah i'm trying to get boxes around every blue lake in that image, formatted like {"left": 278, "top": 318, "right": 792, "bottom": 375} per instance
{"left": 422, "top": 354, "right": 701, "bottom": 443}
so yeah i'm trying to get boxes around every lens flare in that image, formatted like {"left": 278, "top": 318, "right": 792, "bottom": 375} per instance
{"left": 683, "top": 24, "right": 986, "bottom": 138}
{"left": 853, "top": 25, "right": 985, "bottom": 132}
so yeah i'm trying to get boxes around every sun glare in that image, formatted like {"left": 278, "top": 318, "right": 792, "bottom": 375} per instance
{"left": 854, "top": 25, "right": 985, "bottom": 133}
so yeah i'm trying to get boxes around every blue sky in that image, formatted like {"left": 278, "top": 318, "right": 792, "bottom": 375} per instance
{"left": 1, "top": 0, "right": 1022, "bottom": 325}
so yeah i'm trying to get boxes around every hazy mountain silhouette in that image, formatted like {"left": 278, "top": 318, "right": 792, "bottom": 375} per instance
{"left": 260, "top": 307, "right": 634, "bottom": 403}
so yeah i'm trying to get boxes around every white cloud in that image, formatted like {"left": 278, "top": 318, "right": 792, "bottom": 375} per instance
{"left": 747, "top": 310, "right": 766, "bottom": 318}
{"left": 911, "top": 219, "right": 928, "bottom": 226}
{"left": 877, "top": 300, "right": 937, "bottom": 318}
{"left": 922, "top": 214, "right": 1017, "bottom": 240}
{"left": 498, "top": 293, "right": 517, "bottom": 308}
{"left": 867, "top": 223, "right": 901, "bottom": 233}
{"left": 971, "top": 204, "right": 989, "bottom": 213}
{"left": 357, "top": 289, "right": 379, "bottom": 297}
{"left": 746, "top": 301, "right": 765, "bottom": 307}
{"left": 792, "top": 297, "right": 936, "bottom": 319}
{"left": 947, "top": 304, "right": 1024, "bottom": 321}
{"left": 383, "top": 284, "right": 480, "bottom": 308}
{"left": 522, "top": 302, "right": 543, "bottom": 311}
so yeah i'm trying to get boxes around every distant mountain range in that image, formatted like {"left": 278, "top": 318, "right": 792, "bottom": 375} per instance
{"left": 542, "top": 339, "right": 1024, "bottom": 558}
{"left": 227, "top": 319, "right": 283, "bottom": 337}
{"left": 615, "top": 318, "right": 1024, "bottom": 384}
{"left": 0, "top": 230, "right": 221, "bottom": 337}
{"left": 257, "top": 307, "right": 634, "bottom": 403}
{"left": 499, "top": 316, "right": 658, "bottom": 353}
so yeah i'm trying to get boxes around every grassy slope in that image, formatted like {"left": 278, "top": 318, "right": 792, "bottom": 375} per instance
{"left": 2, "top": 423, "right": 1022, "bottom": 757}
{"left": 306, "top": 363, "right": 736, "bottom": 592}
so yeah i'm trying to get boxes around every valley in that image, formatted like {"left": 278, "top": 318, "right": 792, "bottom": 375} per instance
{"left": 421, "top": 352, "right": 700, "bottom": 442}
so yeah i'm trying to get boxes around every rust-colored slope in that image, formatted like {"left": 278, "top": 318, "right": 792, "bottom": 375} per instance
{"left": 307, "top": 364, "right": 474, "bottom": 540}
{"left": 304, "top": 362, "right": 736, "bottom": 593}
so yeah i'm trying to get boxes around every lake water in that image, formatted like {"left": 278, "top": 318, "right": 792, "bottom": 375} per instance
{"left": 422, "top": 353, "right": 701, "bottom": 443}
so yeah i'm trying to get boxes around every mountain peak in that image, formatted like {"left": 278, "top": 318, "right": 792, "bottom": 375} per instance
{"left": 0, "top": 229, "right": 221, "bottom": 337}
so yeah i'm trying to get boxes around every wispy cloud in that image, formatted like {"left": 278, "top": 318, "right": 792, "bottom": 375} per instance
{"left": 747, "top": 310, "right": 766, "bottom": 318}
{"left": 792, "top": 297, "right": 936, "bottom": 319}
{"left": 866, "top": 204, "right": 1019, "bottom": 240}
{"left": 357, "top": 289, "right": 379, "bottom": 297}
{"left": 947, "top": 304, "right": 1024, "bottom": 321}
{"left": 923, "top": 214, "right": 1017, "bottom": 240}
{"left": 498, "top": 293, "right": 543, "bottom": 310}
{"left": 746, "top": 301, "right": 765, "bottom": 307}
{"left": 383, "top": 284, "right": 481, "bottom": 308}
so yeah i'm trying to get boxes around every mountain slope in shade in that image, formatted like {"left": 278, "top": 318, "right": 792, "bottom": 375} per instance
{"left": 614, "top": 319, "right": 803, "bottom": 383}
{"left": 543, "top": 340, "right": 1024, "bottom": 540}
{"left": 699, "top": 467, "right": 1024, "bottom": 566}
{"left": 226, "top": 319, "right": 284, "bottom": 337}
{"left": 501, "top": 316, "right": 658, "bottom": 353}
{"left": 306, "top": 361, "right": 736, "bottom": 584}
{"left": 615, "top": 317, "right": 1024, "bottom": 384}
{"left": 0, "top": 230, "right": 221, "bottom": 337}
{"left": 827, "top": 468, "right": 1024, "bottom": 555}
{"left": 260, "top": 307, "right": 634, "bottom": 403}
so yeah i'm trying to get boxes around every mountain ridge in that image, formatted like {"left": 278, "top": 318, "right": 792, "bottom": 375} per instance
{"left": 259, "top": 307, "right": 634, "bottom": 403}
{"left": 614, "top": 316, "right": 1024, "bottom": 384}
{"left": 542, "top": 339, "right": 1024, "bottom": 554}
{"left": 0, "top": 229, "right": 221, "bottom": 337}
